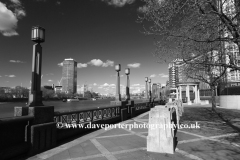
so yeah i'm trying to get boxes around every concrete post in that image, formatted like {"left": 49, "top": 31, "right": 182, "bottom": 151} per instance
{"left": 176, "top": 88, "right": 179, "bottom": 100}
{"left": 194, "top": 85, "right": 198, "bottom": 103}
{"left": 186, "top": 85, "right": 190, "bottom": 103}
{"left": 197, "top": 86, "right": 200, "bottom": 103}
{"left": 179, "top": 86, "right": 182, "bottom": 100}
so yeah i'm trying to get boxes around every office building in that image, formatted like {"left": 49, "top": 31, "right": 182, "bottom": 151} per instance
{"left": 62, "top": 58, "right": 77, "bottom": 94}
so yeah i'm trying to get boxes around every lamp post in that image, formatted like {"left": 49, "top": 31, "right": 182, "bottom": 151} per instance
{"left": 125, "top": 68, "right": 130, "bottom": 101}
{"left": 145, "top": 77, "right": 149, "bottom": 99}
{"left": 149, "top": 79, "right": 152, "bottom": 101}
{"left": 157, "top": 83, "right": 160, "bottom": 99}
{"left": 115, "top": 64, "right": 121, "bottom": 101}
{"left": 27, "top": 26, "right": 45, "bottom": 106}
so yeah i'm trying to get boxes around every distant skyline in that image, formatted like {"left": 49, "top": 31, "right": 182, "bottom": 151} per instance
{"left": 0, "top": 0, "right": 169, "bottom": 94}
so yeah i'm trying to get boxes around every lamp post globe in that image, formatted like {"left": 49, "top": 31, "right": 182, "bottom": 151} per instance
{"left": 115, "top": 64, "right": 121, "bottom": 72}
{"left": 31, "top": 26, "right": 45, "bottom": 43}
{"left": 145, "top": 77, "right": 148, "bottom": 82}
{"left": 125, "top": 68, "right": 130, "bottom": 75}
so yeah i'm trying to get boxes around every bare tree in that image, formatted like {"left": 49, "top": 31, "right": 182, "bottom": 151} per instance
{"left": 138, "top": 0, "right": 240, "bottom": 69}
{"left": 138, "top": 0, "right": 240, "bottom": 110}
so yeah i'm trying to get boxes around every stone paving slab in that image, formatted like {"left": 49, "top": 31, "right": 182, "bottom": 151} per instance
{"left": 96, "top": 128, "right": 130, "bottom": 137}
{"left": 178, "top": 140, "right": 240, "bottom": 160}
{"left": 114, "top": 149, "right": 193, "bottom": 160}
{"left": 27, "top": 110, "right": 240, "bottom": 160}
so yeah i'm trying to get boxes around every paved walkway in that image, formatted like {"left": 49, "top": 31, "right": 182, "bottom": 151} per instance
{"left": 27, "top": 110, "right": 240, "bottom": 160}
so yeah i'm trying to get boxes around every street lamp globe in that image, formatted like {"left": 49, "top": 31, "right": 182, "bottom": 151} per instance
{"left": 31, "top": 26, "right": 45, "bottom": 43}
{"left": 115, "top": 64, "right": 121, "bottom": 72}
{"left": 145, "top": 77, "right": 148, "bottom": 82}
{"left": 149, "top": 79, "right": 151, "bottom": 83}
{"left": 125, "top": 68, "right": 130, "bottom": 75}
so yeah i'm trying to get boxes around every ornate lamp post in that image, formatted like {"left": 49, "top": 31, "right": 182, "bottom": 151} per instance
{"left": 145, "top": 77, "right": 149, "bottom": 99}
{"left": 125, "top": 68, "right": 130, "bottom": 101}
{"left": 149, "top": 79, "right": 152, "bottom": 101}
{"left": 28, "top": 26, "right": 45, "bottom": 106}
{"left": 115, "top": 64, "right": 121, "bottom": 101}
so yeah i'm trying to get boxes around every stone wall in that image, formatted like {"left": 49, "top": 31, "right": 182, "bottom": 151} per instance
{"left": 219, "top": 95, "right": 240, "bottom": 110}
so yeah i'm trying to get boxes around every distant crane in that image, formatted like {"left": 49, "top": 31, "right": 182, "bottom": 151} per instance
{"left": 58, "top": 77, "right": 63, "bottom": 86}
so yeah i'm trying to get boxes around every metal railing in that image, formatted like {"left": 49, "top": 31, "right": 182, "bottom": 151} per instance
{"left": 54, "top": 105, "right": 121, "bottom": 124}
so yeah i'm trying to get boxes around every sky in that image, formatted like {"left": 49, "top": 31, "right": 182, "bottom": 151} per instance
{"left": 0, "top": 0, "right": 169, "bottom": 95}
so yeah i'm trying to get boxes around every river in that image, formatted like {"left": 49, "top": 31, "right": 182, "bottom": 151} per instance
{"left": 0, "top": 99, "right": 143, "bottom": 119}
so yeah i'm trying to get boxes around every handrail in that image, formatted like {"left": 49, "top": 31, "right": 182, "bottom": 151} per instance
{"left": 54, "top": 105, "right": 121, "bottom": 116}
{"left": 0, "top": 115, "right": 34, "bottom": 124}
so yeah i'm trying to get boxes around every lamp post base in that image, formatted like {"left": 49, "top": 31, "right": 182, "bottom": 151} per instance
{"left": 114, "top": 94, "right": 121, "bottom": 101}
{"left": 27, "top": 91, "right": 44, "bottom": 107}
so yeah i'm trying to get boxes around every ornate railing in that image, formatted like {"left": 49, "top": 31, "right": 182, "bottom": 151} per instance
{"left": 54, "top": 105, "right": 121, "bottom": 124}
{"left": 134, "top": 102, "right": 148, "bottom": 110}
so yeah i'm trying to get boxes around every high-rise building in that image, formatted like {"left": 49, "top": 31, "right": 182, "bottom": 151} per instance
{"left": 216, "top": 0, "right": 240, "bottom": 83}
{"left": 168, "top": 59, "right": 183, "bottom": 88}
{"left": 62, "top": 58, "right": 77, "bottom": 94}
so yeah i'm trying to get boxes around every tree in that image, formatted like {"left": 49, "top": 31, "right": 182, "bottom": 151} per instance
{"left": 84, "top": 91, "right": 93, "bottom": 99}
{"left": 138, "top": 0, "right": 240, "bottom": 111}
{"left": 41, "top": 87, "right": 55, "bottom": 99}
{"left": 91, "top": 92, "right": 99, "bottom": 98}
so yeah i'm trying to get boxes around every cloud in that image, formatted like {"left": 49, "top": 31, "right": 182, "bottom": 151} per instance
{"left": 127, "top": 63, "right": 141, "bottom": 68}
{"left": 98, "top": 83, "right": 116, "bottom": 91}
{"left": 0, "top": 1, "right": 26, "bottom": 36}
{"left": 77, "top": 63, "right": 87, "bottom": 68}
{"left": 88, "top": 59, "right": 103, "bottom": 66}
{"left": 102, "top": 83, "right": 109, "bottom": 86}
{"left": 132, "top": 84, "right": 140, "bottom": 86}
{"left": 57, "top": 62, "right": 63, "bottom": 67}
{"left": 93, "top": 83, "right": 97, "bottom": 86}
{"left": 138, "top": 5, "right": 149, "bottom": 13}
{"left": 150, "top": 74, "right": 156, "bottom": 78}
{"left": 130, "top": 84, "right": 145, "bottom": 94}
{"left": 162, "top": 75, "right": 169, "bottom": 78}
{"left": 0, "top": 75, "right": 1, "bottom": 77}
{"left": 9, "top": 60, "right": 25, "bottom": 63}
{"left": 102, "top": 60, "right": 114, "bottom": 67}
{"left": 102, "top": 0, "right": 135, "bottom": 7}
{"left": 88, "top": 59, "right": 114, "bottom": 67}
{"left": 159, "top": 73, "right": 169, "bottom": 78}
{"left": 5, "top": 74, "right": 16, "bottom": 77}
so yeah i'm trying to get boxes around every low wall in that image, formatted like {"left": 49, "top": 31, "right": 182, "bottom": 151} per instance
{"left": 0, "top": 100, "right": 159, "bottom": 160}
{"left": 0, "top": 116, "right": 34, "bottom": 160}
{"left": 219, "top": 95, "right": 240, "bottom": 110}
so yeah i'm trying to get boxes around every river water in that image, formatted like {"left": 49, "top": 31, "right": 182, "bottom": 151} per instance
{"left": 0, "top": 99, "right": 142, "bottom": 119}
